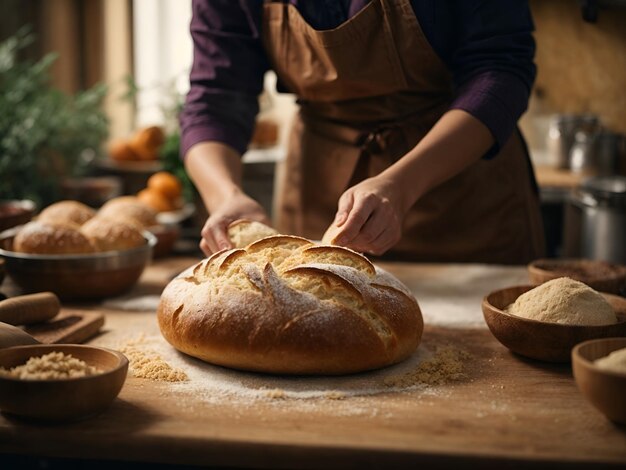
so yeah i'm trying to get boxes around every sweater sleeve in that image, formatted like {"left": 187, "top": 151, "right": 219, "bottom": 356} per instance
{"left": 445, "top": 0, "right": 536, "bottom": 158}
{"left": 179, "top": 0, "right": 269, "bottom": 158}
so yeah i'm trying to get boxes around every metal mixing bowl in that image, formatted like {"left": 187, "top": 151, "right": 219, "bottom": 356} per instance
{"left": 0, "top": 227, "right": 156, "bottom": 300}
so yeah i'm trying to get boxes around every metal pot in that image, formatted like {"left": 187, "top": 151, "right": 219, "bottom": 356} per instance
{"left": 547, "top": 114, "right": 600, "bottom": 169}
{"left": 564, "top": 176, "right": 626, "bottom": 263}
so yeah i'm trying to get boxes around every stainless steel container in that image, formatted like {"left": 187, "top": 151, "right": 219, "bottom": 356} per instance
{"left": 547, "top": 114, "right": 599, "bottom": 169}
{"left": 564, "top": 176, "right": 626, "bottom": 263}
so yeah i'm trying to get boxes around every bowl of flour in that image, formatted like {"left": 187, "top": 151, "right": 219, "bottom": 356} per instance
{"left": 482, "top": 278, "right": 626, "bottom": 362}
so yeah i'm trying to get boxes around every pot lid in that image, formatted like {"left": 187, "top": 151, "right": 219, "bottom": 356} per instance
{"left": 575, "top": 176, "right": 626, "bottom": 208}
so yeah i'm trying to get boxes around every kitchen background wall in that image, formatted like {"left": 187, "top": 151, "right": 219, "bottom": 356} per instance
{"left": 520, "top": 0, "right": 626, "bottom": 149}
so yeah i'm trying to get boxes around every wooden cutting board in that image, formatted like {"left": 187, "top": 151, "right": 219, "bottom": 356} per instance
{"left": 23, "top": 310, "right": 105, "bottom": 344}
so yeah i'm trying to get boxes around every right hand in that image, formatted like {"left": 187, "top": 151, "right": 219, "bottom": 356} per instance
{"left": 199, "top": 190, "right": 270, "bottom": 256}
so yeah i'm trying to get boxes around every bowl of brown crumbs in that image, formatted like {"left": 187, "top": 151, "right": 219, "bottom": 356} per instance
{"left": 528, "top": 258, "right": 626, "bottom": 295}
{"left": 0, "top": 344, "right": 128, "bottom": 421}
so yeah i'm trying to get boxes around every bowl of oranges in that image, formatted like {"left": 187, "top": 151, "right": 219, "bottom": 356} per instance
{"left": 136, "top": 172, "right": 193, "bottom": 257}
{"left": 107, "top": 126, "right": 166, "bottom": 167}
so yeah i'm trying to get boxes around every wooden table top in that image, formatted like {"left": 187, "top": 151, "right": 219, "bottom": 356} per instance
{"left": 1, "top": 257, "right": 625, "bottom": 469}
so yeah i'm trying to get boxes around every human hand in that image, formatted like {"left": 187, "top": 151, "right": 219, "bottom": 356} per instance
{"left": 199, "top": 191, "right": 270, "bottom": 255}
{"left": 326, "top": 175, "right": 408, "bottom": 256}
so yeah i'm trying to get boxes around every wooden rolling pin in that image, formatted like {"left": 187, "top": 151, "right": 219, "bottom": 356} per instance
{"left": 0, "top": 292, "right": 60, "bottom": 326}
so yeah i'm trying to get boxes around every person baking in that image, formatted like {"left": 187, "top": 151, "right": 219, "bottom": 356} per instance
{"left": 180, "top": 0, "right": 545, "bottom": 264}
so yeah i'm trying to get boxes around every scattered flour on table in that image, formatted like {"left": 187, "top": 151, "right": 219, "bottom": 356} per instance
{"left": 117, "top": 334, "right": 188, "bottom": 382}
{"left": 397, "top": 264, "right": 529, "bottom": 328}
{"left": 105, "top": 334, "right": 471, "bottom": 405}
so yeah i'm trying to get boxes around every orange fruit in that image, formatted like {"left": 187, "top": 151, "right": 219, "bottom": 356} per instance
{"left": 147, "top": 171, "right": 182, "bottom": 200}
{"left": 129, "top": 126, "right": 165, "bottom": 161}
{"left": 137, "top": 188, "right": 175, "bottom": 213}
{"left": 108, "top": 139, "right": 139, "bottom": 161}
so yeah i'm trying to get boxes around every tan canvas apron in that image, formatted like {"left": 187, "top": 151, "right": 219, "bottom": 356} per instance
{"left": 262, "top": 0, "right": 545, "bottom": 264}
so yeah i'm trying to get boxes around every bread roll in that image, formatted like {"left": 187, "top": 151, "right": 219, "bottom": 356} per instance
{"left": 158, "top": 235, "right": 423, "bottom": 375}
{"left": 14, "top": 221, "right": 95, "bottom": 255}
{"left": 37, "top": 200, "right": 95, "bottom": 227}
{"left": 227, "top": 220, "right": 279, "bottom": 248}
{"left": 81, "top": 217, "right": 146, "bottom": 252}
{"left": 99, "top": 196, "right": 158, "bottom": 228}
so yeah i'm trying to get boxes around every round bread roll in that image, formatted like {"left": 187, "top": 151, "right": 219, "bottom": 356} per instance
{"left": 81, "top": 217, "right": 146, "bottom": 252}
{"left": 99, "top": 196, "right": 158, "bottom": 228}
{"left": 158, "top": 235, "right": 423, "bottom": 375}
{"left": 37, "top": 200, "right": 96, "bottom": 227}
{"left": 13, "top": 221, "right": 96, "bottom": 255}
{"left": 227, "top": 219, "right": 279, "bottom": 248}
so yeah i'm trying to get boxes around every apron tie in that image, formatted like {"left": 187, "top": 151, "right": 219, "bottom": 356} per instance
{"left": 356, "top": 126, "right": 404, "bottom": 157}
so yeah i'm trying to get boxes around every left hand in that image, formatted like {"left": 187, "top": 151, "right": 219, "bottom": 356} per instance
{"left": 328, "top": 175, "right": 407, "bottom": 256}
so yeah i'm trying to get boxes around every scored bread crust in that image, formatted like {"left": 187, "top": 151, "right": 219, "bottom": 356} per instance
{"left": 158, "top": 235, "right": 423, "bottom": 375}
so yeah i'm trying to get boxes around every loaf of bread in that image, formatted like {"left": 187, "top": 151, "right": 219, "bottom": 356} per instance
{"left": 81, "top": 217, "right": 146, "bottom": 252}
{"left": 158, "top": 234, "right": 423, "bottom": 375}
{"left": 37, "top": 200, "right": 96, "bottom": 226}
{"left": 98, "top": 196, "right": 158, "bottom": 228}
{"left": 14, "top": 221, "right": 96, "bottom": 254}
{"left": 13, "top": 198, "right": 150, "bottom": 254}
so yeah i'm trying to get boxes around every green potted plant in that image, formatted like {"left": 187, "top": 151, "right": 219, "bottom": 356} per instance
{"left": 0, "top": 28, "right": 109, "bottom": 208}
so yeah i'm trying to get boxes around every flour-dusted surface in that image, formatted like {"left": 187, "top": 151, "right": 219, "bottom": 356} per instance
{"left": 377, "top": 262, "right": 529, "bottom": 328}
{"left": 94, "top": 321, "right": 471, "bottom": 407}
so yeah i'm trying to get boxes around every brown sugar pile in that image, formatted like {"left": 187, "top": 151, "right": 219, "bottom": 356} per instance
{"left": 541, "top": 259, "right": 623, "bottom": 280}
{"left": 119, "top": 336, "right": 187, "bottom": 382}
{"left": 383, "top": 346, "right": 470, "bottom": 389}
{"left": 0, "top": 351, "right": 99, "bottom": 380}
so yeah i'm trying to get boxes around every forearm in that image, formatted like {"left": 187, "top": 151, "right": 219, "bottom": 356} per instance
{"left": 184, "top": 141, "right": 243, "bottom": 212}
{"left": 384, "top": 109, "right": 494, "bottom": 212}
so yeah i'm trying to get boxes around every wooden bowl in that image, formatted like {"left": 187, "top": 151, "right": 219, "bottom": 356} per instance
{"left": 572, "top": 338, "right": 626, "bottom": 424}
{"left": 149, "top": 223, "right": 180, "bottom": 258}
{"left": 0, "top": 228, "right": 156, "bottom": 300}
{"left": 528, "top": 258, "right": 626, "bottom": 295}
{"left": 0, "top": 344, "right": 128, "bottom": 421}
{"left": 482, "top": 285, "right": 626, "bottom": 362}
